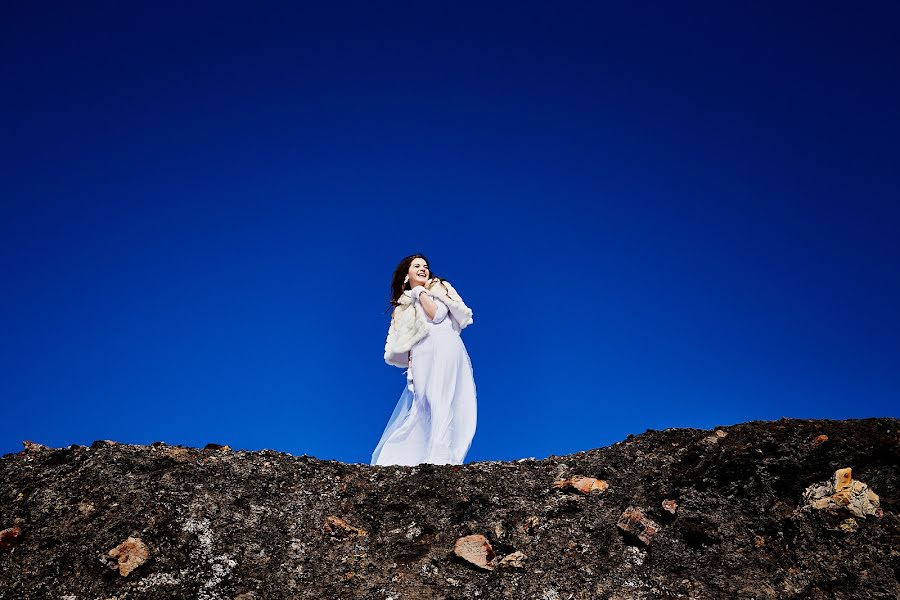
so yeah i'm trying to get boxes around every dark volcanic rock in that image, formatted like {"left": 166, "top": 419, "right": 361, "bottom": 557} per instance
{"left": 1, "top": 417, "right": 898, "bottom": 599}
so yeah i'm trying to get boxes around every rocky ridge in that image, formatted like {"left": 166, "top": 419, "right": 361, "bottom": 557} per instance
{"left": 1, "top": 417, "right": 898, "bottom": 599}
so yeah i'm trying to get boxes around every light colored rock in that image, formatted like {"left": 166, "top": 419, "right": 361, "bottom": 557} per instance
{"left": 834, "top": 467, "right": 852, "bottom": 492}
{"left": 802, "top": 467, "right": 881, "bottom": 522}
{"left": 323, "top": 516, "right": 367, "bottom": 537}
{"left": 551, "top": 476, "right": 608, "bottom": 494}
{"left": 108, "top": 536, "right": 149, "bottom": 577}
{"left": 491, "top": 521, "right": 504, "bottom": 540}
{"left": 811, "top": 434, "right": 829, "bottom": 447}
{"left": 22, "top": 440, "right": 49, "bottom": 453}
{"left": 498, "top": 550, "right": 527, "bottom": 568}
{"left": 405, "top": 522, "right": 423, "bottom": 540}
{"left": 616, "top": 506, "right": 661, "bottom": 545}
{"left": 662, "top": 499, "right": 678, "bottom": 514}
{"left": 839, "top": 518, "right": 859, "bottom": 534}
{"left": 701, "top": 430, "right": 727, "bottom": 446}
{"left": 453, "top": 534, "right": 497, "bottom": 570}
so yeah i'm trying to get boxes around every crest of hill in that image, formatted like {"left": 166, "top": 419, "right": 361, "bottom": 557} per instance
{"left": 1, "top": 417, "right": 898, "bottom": 599}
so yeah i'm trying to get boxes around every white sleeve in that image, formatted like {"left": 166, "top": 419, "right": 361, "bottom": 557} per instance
{"left": 428, "top": 296, "right": 449, "bottom": 323}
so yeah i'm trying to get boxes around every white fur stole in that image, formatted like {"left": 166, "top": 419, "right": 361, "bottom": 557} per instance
{"left": 383, "top": 279, "right": 473, "bottom": 368}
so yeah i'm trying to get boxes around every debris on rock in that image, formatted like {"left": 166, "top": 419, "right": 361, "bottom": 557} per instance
{"left": 203, "top": 443, "right": 232, "bottom": 452}
{"left": 107, "top": 536, "right": 149, "bottom": 577}
{"left": 802, "top": 467, "right": 880, "bottom": 520}
{"left": 21, "top": 440, "right": 49, "bottom": 454}
{"left": 0, "top": 519, "right": 24, "bottom": 550}
{"left": 498, "top": 550, "right": 527, "bottom": 569}
{"left": 520, "top": 515, "right": 540, "bottom": 534}
{"left": 452, "top": 534, "right": 497, "bottom": 570}
{"left": 323, "top": 516, "right": 367, "bottom": 538}
{"left": 617, "top": 506, "right": 661, "bottom": 545}
{"left": 839, "top": 518, "right": 859, "bottom": 534}
{"left": 835, "top": 467, "right": 852, "bottom": 491}
{"left": 90, "top": 440, "right": 119, "bottom": 449}
{"left": 165, "top": 447, "right": 193, "bottom": 462}
{"left": 662, "top": 499, "right": 678, "bottom": 515}
{"left": 551, "top": 476, "right": 608, "bottom": 494}
{"left": 811, "top": 434, "right": 829, "bottom": 447}
{"left": 700, "top": 429, "right": 728, "bottom": 446}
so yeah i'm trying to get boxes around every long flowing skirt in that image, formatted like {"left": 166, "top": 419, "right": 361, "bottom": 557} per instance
{"left": 371, "top": 329, "right": 477, "bottom": 466}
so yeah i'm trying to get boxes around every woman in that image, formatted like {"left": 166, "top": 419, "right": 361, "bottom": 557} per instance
{"left": 371, "top": 254, "right": 477, "bottom": 466}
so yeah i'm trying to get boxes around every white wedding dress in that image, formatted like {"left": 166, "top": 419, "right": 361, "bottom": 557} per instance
{"left": 371, "top": 291, "right": 477, "bottom": 466}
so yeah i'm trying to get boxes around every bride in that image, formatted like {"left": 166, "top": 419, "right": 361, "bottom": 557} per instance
{"left": 372, "top": 254, "right": 477, "bottom": 466}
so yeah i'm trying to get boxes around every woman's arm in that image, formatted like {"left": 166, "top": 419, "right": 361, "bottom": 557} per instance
{"left": 417, "top": 290, "right": 439, "bottom": 320}
{"left": 411, "top": 286, "right": 447, "bottom": 321}
{"left": 423, "top": 294, "right": 450, "bottom": 322}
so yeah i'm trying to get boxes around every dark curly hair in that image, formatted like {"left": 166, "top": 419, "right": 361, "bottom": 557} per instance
{"left": 384, "top": 253, "right": 443, "bottom": 314}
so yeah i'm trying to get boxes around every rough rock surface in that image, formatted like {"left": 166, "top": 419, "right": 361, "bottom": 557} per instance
{"left": 1, "top": 417, "right": 898, "bottom": 599}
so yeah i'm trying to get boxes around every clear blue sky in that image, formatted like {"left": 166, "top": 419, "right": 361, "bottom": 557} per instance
{"left": 2, "top": 2, "right": 898, "bottom": 463}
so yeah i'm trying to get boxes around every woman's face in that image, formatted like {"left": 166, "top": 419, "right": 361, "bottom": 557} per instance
{"left": 407, "top": 258, "right": 430, "bottom": 288}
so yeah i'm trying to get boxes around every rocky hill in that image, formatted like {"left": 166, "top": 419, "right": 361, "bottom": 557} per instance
{"left": 1, "top": 417, "right": 898, "bottom": 599}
